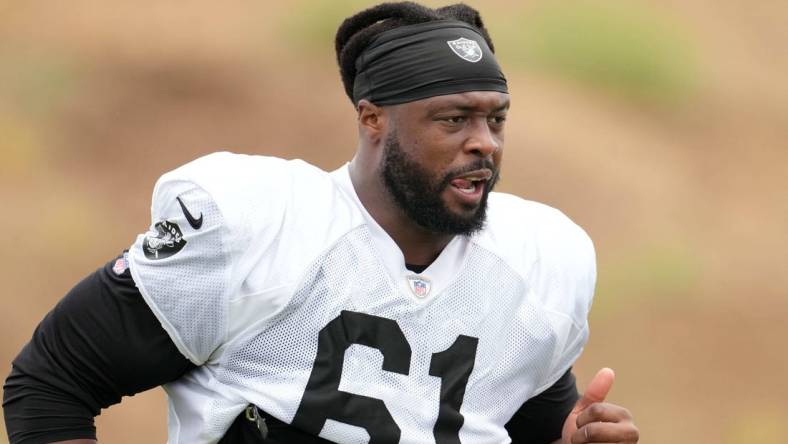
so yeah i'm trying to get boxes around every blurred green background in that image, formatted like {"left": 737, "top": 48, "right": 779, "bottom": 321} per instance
{"left": 1, "top": 1, "right": 786, "bottom": 442}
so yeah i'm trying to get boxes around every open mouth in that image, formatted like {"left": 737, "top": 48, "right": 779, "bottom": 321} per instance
{"left": 449, "top": 169, "right": 493, "bottom": 195}
{"left": 450, "top": 177, "right": 485, "bottom": 194}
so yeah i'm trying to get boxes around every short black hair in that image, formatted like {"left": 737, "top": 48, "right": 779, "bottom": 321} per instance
{"left": 335, "top": 2, "right": 496, "bottom": 105}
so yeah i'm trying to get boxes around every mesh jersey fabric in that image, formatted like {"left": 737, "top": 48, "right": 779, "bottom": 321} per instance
{"left": 127, "top": 152, "right": 596, "bottom": 444}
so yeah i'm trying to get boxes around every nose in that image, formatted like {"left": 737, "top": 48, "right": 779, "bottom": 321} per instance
{"left": 464, "top": 119, "right": 500, "bottom": 157}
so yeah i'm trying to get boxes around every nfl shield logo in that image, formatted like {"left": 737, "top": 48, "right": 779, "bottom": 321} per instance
{"left": 112, "top": 254, "right": 129, "bottom": 275}
{"left": 447, "top": 37, "right": 483, "bottom": 63}
{"left": 407, "top": 275, "right": 432, "bottom": 298}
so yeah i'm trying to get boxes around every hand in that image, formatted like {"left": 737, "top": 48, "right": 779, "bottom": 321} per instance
{"left": 560, "top": 368, "right": 639, "bottom": 443}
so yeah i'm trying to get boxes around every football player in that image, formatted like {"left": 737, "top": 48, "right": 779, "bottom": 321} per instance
{"left": 4, "top": 2, "right": 639, "bottom": 443}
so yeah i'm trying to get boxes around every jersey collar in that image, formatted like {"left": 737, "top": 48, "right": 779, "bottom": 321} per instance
{"left": 330, "top": 164, "right": 471, "bottom": 301}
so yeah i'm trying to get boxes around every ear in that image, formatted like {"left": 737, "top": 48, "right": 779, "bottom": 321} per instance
{"left": 357, "top": 99, "right": 388, "bottom": 144}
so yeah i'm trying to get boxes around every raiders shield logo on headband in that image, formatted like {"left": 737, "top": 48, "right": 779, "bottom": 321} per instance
{"left": 447, "top": 37, "right": 483, "bottom": 63}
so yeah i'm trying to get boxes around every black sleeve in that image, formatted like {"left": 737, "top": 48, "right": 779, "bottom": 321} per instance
{"left": 3, "top": 253, "right": 197, "bottom": 444}
{"left": 505, "top": 368, "right": 579, "bottom": 444}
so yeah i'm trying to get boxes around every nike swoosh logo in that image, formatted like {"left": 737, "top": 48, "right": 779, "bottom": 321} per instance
{"left": 176, "top": 196, "right": 203, "bottom": 230}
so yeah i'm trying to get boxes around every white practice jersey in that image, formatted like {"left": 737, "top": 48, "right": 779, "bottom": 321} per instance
{"left": 127, "top": 152, "right": 596, "bottom": 444}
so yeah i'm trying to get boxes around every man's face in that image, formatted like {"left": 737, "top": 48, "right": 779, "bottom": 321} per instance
{"left": 380, "top": 91, "right": 509, "bottom": 235}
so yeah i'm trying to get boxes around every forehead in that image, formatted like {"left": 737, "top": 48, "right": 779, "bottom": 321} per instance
{"left": 414, "top": 91, "right": 510, "bottom": 113}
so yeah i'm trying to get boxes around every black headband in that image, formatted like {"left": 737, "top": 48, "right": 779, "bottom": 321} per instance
{"left": 352, "top": 20, "right": 508, "bottom": 106}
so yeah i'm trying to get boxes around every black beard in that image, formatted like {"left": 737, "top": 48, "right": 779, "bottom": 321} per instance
{"left": 381, "top": 131, "right": 499, "bottom": 236}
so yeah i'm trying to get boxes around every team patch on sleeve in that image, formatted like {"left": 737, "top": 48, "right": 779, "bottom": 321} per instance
{"left": 143, "top": 220, "right": 187, "bottom": 260}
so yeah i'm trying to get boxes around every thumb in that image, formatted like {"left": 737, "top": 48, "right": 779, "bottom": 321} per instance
{"left": 575, "top": 367, "right": 615, "bottom": 411}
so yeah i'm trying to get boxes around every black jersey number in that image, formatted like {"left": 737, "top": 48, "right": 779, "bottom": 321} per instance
{"left": 291, "top": 311, "right": 479, "bottom": 444}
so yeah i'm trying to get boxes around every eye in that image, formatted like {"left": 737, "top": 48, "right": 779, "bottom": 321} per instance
{"left": 443, "top": 116, "right": 467, "bottom": 124}
{"left": 488, "top": 115, "right": 507, "bottom": 125}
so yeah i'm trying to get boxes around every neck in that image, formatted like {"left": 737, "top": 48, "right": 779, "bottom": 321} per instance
{"left": 349, "top": 158, "right": 453, "bottom": 267}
